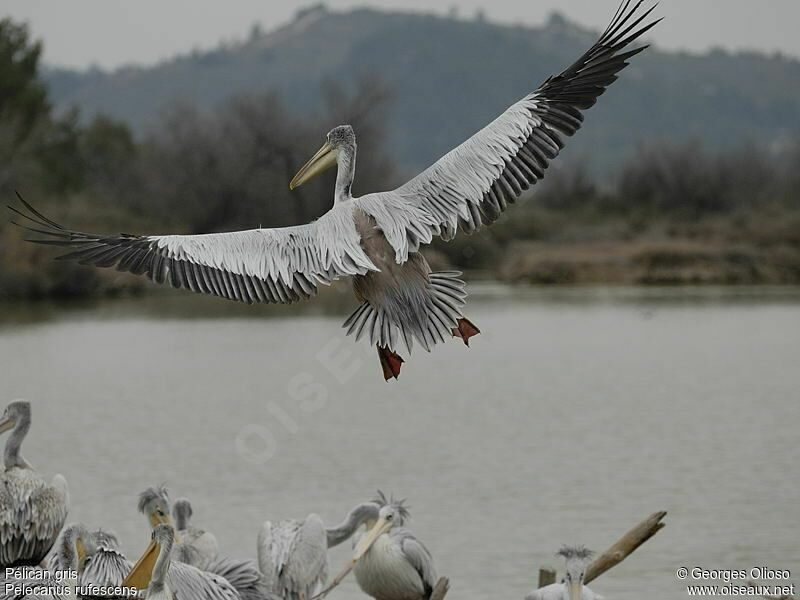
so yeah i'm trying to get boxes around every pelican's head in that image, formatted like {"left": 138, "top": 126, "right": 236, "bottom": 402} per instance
{"left": 57, "top": 523, "right": 98, "bottom": 573}
{"left": 0, "top": 400, "right": 31, "bottom": 434}
{"left": 138, "top": 485, "right": 172, "bottom": 529}
{"left": 289, "top": 124, "right": 355, "bottom": 190}
{"left": 172, "top": 497, "right": 193, "bottom": 530}
{"left": 557, "top": 545, "right": 593, "bottom": 600}
{"left": 352, "top": 491, "right": 410, "bottom": 561}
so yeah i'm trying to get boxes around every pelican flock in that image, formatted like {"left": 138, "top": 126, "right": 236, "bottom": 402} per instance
{"left": 0, "top": 398, "right": 625, "bottom": 600}
{"left": 12, "top": 0, "right": 659, "bottom": 380}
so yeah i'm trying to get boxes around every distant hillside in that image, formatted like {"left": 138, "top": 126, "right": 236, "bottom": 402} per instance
{"left": 43, "top": 5, "right": 800, "bottom": 174}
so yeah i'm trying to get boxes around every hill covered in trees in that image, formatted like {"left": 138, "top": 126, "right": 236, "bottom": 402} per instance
{"left": 44, "top": 5, "right": 800, "bottom": 175}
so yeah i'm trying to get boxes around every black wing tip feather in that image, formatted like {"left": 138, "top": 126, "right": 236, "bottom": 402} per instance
{"left": 530, "top": 1, "right": 659, "bottom": 122}
{"left": 9, "top": 193, "right": 314, "bottom": 306}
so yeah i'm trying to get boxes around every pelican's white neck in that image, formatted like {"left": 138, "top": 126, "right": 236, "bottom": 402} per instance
{"left": 334, "top": 143, "right": 356, "bottom": 203}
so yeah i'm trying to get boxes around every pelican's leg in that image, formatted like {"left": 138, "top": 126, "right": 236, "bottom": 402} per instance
{"left": 377, "top": 345, "right": 404, "bottom": 381}
{"left": 452, "top": 318, "right": 481, "bottom": 346}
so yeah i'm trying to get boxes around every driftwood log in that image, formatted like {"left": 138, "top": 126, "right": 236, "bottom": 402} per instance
{"left": 583, "top": 510, "right": 667, "bottom": 585}
{"left": 538, "top": 567, "right": 556, "bottom": 587}
{"left": 536, "top": 510, "right": 667, "bottom": 589}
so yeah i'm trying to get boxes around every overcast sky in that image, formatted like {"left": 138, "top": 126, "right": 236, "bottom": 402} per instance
{"left": 5, "top": 1, "right": 800, "bottom": 70}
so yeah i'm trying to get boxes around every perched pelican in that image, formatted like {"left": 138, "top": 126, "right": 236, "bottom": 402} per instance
{"left": 138, "top": 524, "right": 175, "bottom": 600}
{"left": 172, "top": 497, "right": 219, "bottom": 569}
{"left": 257, "top": 500, "right": 381, "bottom": 600}
{"left": 0, "top": 400, "right": 69, "bottom": 568}
{"left": 123, "top": 523, "right": 240, "bottom": 600}
{"left": 76, "top": 530, "right": 132, "bottom": 589}
{"left": 351, "top": 493, "right": 437, "bottom": 600}
{"left": 525, "top": 546, "right": 603, "bottom": 600}
{"left": 12, "top": 1, "right": 659, "bottom": 379}
{"left": 137, "top": 486, "right": 270, "bottom": 599}
{"left": 2, "top": 523, "right": 93, "bottom": 600}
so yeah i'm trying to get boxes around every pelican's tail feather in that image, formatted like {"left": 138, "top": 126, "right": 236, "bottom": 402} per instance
{"left": 343, "top": 270, "right": 473, "bottom": 379}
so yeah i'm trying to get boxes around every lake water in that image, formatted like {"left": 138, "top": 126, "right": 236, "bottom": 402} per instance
{"left": 1, "top": 285, "right": 798, "bottom": 599}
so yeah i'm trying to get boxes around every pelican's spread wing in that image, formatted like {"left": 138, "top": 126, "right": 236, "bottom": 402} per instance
{"left": 387, "top": 0, "right": 659, "bottom": 251}
{"left": 11, "top": 196, "right": 378, "bottom": 304}
{"left": 396, "top": 530, "right": 437, "bottom": 595}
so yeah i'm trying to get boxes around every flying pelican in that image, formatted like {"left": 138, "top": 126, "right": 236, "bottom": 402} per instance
{"left": 172, "top": 497, "right": 220, "bottom": 569}
{"left": 123, "top": 523, "right": 240, "bottom": 600}
{"left": 525, "top": 546, "right": 603, "bottom": 600}
{"left": 137, "top": 486, "right": 270, "bottom": 600}
{"left": 350, "top": 492, "right": 437, "bottom": 600}
{"left": 12, "top": 1, "right": 659, "bottom": 380}
{"left": 257, "top": 500, "right": 382, "bottom": 600}
{"left": 0, "top": 400, "right": 69, "bottom": 568}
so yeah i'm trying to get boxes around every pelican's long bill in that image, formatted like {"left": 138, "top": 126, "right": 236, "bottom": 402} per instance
{"left": 569, "top": 581, "right": 582, "bottom": 600}
{"left": 0, "top": 415, "right": 14, "bottom": 434}
{"left": 352, "top": 517, "right": 393, "bottom": 562}
{"left": 122, "top": 538, "right": 160, "bottom": 591}
{"left": 289, "top": 141, "right": 337, "bottom": 190}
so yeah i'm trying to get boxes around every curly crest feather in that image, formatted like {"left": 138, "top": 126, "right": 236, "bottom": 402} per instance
{"left": 556, "top": 545, "right": 594, "bottom": 561}
{"left": 372, "top": 490, "right": 411, "bottom": 522}
{"left": 137, "top": 484, "right": 169, "bottom": 514}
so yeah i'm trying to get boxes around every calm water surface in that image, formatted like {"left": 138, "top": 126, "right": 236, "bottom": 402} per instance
{"left": 0, "top": 285, "right": 798, "bottom": 600}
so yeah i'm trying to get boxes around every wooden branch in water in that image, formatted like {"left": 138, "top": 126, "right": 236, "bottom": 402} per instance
{"left": 311, "top": 561, "right": 355, "bottom": 600}
{"left": 583, "top": 510, "right": 667, "bottom": 585}
{"left": 429, "top": 577, "right": 450, "bottom": 600}
{"left": 538, "top": 567, "right": 556, "bottom": 587}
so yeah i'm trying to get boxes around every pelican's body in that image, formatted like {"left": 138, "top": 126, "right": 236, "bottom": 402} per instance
{"left": 0, "top": 401, "right": 69, "bottom": 569}
{"left": 2, "top": 523, "right": 97, "bottom": 600}
{"left": 258, "top": 502, "right": 379, "bottom": 600}
{"left": 526, "top": 584, "right": 603, "bottom": 600}
{"left": 15, "top": 1, "right": 659, "bottom": 380}
{"left": 352, "top": 494, "right": 437, "bottom": 600}
{"left": 172, "top": 497, "right": 219, "bottom": 569}
{"left": 525, "top": 546, "right": 603, "bottom": 600}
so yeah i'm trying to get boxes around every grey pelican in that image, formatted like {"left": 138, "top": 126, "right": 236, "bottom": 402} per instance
{"left": 257, "top": 501, "right": 381, "bottom": 600}
{"left": 525, "top": 546, "right": 604, "bottom": 600}
{"left": 76, "top": 530, "right": 133, "bottom": 589}
{"left": 123, "top": 523, "right": 240, "bottom": 600}
{"left": 350, "top": 493, "right": 437, "bottom": 600}
{"left": 1, "top": 523, "right": 93, "bottom": 600}
{"left": 172, "top": 497, "right": 220, "bottom": 569}
{"left": 137, "top": 524, "right": 175, "bottom": 600}
{"left": 12, "top": 1, "right": 659, "bottom": 380}
{"left": 137, "top": 486, "right": 269, "bottom": 600}
{"left": 0, "top": 400, "right": 69, "bottom": 568}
